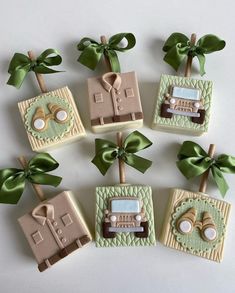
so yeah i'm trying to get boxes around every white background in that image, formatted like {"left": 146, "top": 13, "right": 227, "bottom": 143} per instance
{"left": 0, "top": 0, "right": 235, "bottom": 292}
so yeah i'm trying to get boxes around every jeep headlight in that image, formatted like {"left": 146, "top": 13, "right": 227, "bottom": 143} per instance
{"left": 135, "top": 215, "right": 142, "bottom": 221}
{"left": 110, "top": 215, "right": 117, "bottom": 222}
{"left": 194, "top": 102, "right": 200, "bottom": 108}
{"left": 170, "top": 98, "right": 176, "bottom": 104}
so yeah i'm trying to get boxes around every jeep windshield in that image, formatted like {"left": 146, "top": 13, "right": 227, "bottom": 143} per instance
{"left": 172, "top": 86, "right": 200, "bottom": 100}
{"left": 111, "top": 199, "right": 140, "bottom": 213}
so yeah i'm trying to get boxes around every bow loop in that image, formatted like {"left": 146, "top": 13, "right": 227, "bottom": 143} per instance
{"left": 7, "top": 48, "right": 63, "bottom": 89}
{"left": 92, "top": 131, "right": 152, "bottom": 176}
{"left": 0, "top": 153, "right": 62, "bottom": 204}
{"left": 177, "top": 141, "right": 235, "bottom": 197}
{"left": 77, "top": 33, "right": 136, "bottom": 72}
{"left": 162, "top": 33, "right": 225, "bottom": 75}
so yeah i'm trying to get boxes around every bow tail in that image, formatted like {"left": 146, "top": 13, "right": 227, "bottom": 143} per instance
{"left": 29, "top": 173, "right": 62, "bottom": 187}
{"left": 7, "top": 67, "right": 29, "bottom": 89}
{"left": 78, "top": 45, "right": 102, "bottom": 70}
{"left": 211, "top": 166, "right": 229, "bottom": 197}
{"left": 0, "top": 174, "right": 26, "bottom": 204}
{"left": 196, "top": 53, "right": 206, "bottom": 76}
{"left": 125, "top": 154, "right": 152, "bottom": 174}
{"left": 106, "top": 50, "right": 121, "bottom": 72}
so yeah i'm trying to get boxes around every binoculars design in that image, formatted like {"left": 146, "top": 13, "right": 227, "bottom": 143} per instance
{"left": 32, "top": 103, "right": 69, "bottom": 132}
{"left": 176, "top": 207, "right": 217, "bottom": 242}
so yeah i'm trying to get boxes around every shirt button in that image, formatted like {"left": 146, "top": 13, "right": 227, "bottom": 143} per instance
{"left": 57, "top": 229, "right": 62, "bottom": 235}
{"left": 61, "top": 237, "right": 67, "bottom": 243}
{"left": 116, "top": 90, "right": 121, "bottom": 95}
{"left": 116, "top": 98, "right": 122, "bottom": 103}
{"left": 118, "top": 106, "right": 123, "bottom": 111}
{"left": 53, "top": 221, "right": 58, "bottom": 227}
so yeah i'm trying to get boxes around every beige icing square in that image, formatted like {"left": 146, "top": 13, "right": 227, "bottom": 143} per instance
{"left": 87, "top": 71, "right": 143, "bottom": 133}
{"left": 18, "top": 87, "right": 86, "bottom": 152}
{"left": 18, "top": 191, "right": 92, "bottom": 271}
{"left": 160, "top": 188, "right": 231, "bottom": 262}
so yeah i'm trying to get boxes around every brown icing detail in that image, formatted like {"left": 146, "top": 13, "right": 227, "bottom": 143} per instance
{"left": 103, "top": 222, "right": 116, "bottom": 239}
{"left": 135, "top": 221, "right": 149, "bottom": 238}
{"left": 38, "top": 235, "right": 90, "bottom": 272}
{"left": 191, "top": 109, "right": 206, "bottom": 124}
{"left": 91, "top": 112, "right": 143, "bottom": 126}
{"left": 18, "top": 191, "right": 92, "bottom": 271}
{"left": 160, "top": 103, "right": 173, "bottom": 118}
{"left": 28, "top": 51, "right": 47, "bottom": 93}
{"left": 88, "top": 71, "right": 143, "bottom": 127}
{"left": 176, "top": 208, "right": 196, "bottom": 234}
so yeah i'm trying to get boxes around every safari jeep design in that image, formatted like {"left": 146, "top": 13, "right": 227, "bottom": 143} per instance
{"left": 160, "top": 85, "right": 205, "bottom": 124}
{"left": 103, "top": 197, "right": 148, "bottom": 238}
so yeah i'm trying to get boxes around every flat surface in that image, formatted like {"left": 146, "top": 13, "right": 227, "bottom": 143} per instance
{"left": 0, "top": 0, "right": 235, "bottom": 292}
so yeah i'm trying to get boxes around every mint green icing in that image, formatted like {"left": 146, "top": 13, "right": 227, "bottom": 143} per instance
{"left": 152, "top": 74, "right": 213, "bottom": 134}
{"left": 171, "top": 198, "right": 225, "bottom": 253}
{"left": 95, "top": 185, "right": 156, "bottom": 247}
{"left": 25, "top": 95, "right": 74, "bottom": 141}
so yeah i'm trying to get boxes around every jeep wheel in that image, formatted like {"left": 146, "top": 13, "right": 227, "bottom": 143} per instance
{"left": 103, "top": 222, "right": 116, "bottom": 238}
{"left": 135, "top": 221, "right": 149, "bottom": 238}
{"left": 191, "top": 109, "right": 206, "bottom": 124}
{"left": 160, "top": 103, "right": 173, "bottom": 118}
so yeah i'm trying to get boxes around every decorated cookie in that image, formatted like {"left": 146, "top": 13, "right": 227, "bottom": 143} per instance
{"left": 77, "top": 33, "right": 143, "bottom": 133}
{"left": 160, "top": 141, "right": 235, "bottom": 262}
{"left": 0, "top": 154, "right": 91, "bottom": 272}
{"left": 92, "top": 131, "right": 156, "bottom": 247}
{"left": 152, "top": 33, "right": 225, "bottom": 135}
{"left": 7, "top": 49, "right": 86, "bottom": 152}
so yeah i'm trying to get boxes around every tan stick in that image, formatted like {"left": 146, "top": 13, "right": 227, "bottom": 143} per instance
{"left": 100, "top": 35, "right": 112, "bottom": 72}
{"left": 18, "top": 156, "right": 46, "bottom": 202}
{"left": 199, "top": 144, "right": 216, "bottom": 193}
{"left": 27, "top": 50, "right": 47, "bottom": 93}
{"left": 184, "top": 33, "right": 197, "bottom": 77}
{"left": 117, "top": 132, "right": 126, "bottom": 184}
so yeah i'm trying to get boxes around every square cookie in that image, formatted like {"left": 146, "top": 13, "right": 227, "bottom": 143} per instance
{"left": 18, "top": 191, "right": 92, "bottom": 272}
{"left": 152, "top": 74, "right": 213, "bottom": 136}
{"left": 18, "top": 86, "right": 86, "bottom": 152}
{"left": 96, "top": 185, "right": 156, "bottom": 247}
{"left": 160, "top": 188, "right": 231, "bottom": 262}
{"left": 88, "top": 71, "right": 143, "bottom": 133}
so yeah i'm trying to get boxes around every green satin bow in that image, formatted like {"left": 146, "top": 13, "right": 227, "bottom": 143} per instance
{"left": 163, "top": 33, "right": 226, "bottom": 75}
{"left": 0, "top": 153, "right": 62, "bottom": 204}
{"left": 77, "top": 33, "right": 136, "bottom": 72}
{"left": 177, "top": 141, "right": 235, "bottom": 197}
{"left": 92, "top": 131, "right": 152, "bottom": 175}
{"left": 7, "top": 48, "right": 63, "bottom": 89}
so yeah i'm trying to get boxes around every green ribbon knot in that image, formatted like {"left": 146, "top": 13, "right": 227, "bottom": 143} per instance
{"left": 163, "top": 33, "right": 226, "bottom": 75}
{"left": 7, "top": 48, "right": 63, "bottom": 89}
{"left": 177, "top": 141, "right": 235, "bottom": 197}
{"left": 77, "top": 33, "right": 136, "bottom": 72}
{"left": 0, "top": 153, "right": 62, "bottom": 204}
{"left": 92, "top": 131, "right": 152, "bottom": 175}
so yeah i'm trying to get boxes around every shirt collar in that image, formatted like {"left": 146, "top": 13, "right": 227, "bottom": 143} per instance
{"left": 32, "top": 203, "right": 55, "bottom": 226}
{"left": 101, "top": 72, "right": 122, "bottom": 93}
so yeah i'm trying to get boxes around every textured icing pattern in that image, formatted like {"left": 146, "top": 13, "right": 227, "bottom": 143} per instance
{"left": 96, "top": 185, "right": 156, "bottom": 247}
{"left": 152, "top": 74, "right": 213, "bottom": 133}
{"left": 171, "top": 198, "right": 225, "bottom": 253}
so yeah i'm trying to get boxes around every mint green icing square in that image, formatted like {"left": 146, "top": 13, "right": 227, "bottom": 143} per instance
{"left": 152, "top": 74, "right": 213, "bottom": 134}
{"left": 95, "top": 185, "right": 156, "bottom": 247}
